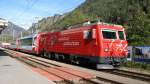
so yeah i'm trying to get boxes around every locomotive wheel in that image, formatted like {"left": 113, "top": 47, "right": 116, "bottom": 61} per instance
{"left": 48, "top": 53, "right": 51, "bottom": 58}
{"left": 51, "top": 53, "right": 55, "bottom": 59}
{"left": 40, "top": 52, "right": 44, "bottom": 57}
{"left": 44, "top": 52, "right": 47, "bottom": 57}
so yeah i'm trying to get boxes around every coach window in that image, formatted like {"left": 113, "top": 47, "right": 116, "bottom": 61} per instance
{"left": 21, "top": 38, "right": 32, "bottom": 46}
{"left": 118, "top": 31, "right": 125, "bottom": 40}
{"left": 102, "top": 30, "right": 117, "bottom": 39}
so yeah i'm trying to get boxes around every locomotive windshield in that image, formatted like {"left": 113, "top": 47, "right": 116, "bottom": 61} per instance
{"left": 118, "top": 31, "right": 125, "bottom": 40}
{"left": 102, "top": 30, "right": 117, "bottom": 39}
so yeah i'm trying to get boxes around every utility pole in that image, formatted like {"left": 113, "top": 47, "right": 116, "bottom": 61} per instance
{"left": 12, "top": 23, "right": 15, "bottom": 41}
{"left": 4, "top": 34, "right": 6, "bottom": 42}
{"left": 34, "top": 17, "right": 41, "bottom": 33}
{"left": 13, "top": 29, "right": 14, "bottom": 40}
{"left": 32, "top": 27, "right": 33, "bottom": 34}
{"left": 35, "top": 23, "right": 39, "bottom": 33}
{"left": 1, "top": 33, "right": 3, "bottom": 42}
{"left": 21, "top": 32, "right": 22, "bottom": 38}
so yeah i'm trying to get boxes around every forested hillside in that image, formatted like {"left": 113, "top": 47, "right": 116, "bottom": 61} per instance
{"left": 36, "top": 0, "right": 150, "bottom": 46}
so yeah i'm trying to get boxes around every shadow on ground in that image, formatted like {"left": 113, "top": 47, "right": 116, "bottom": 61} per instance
{"left": 0, "top": 49, "right": 9, "bottom": 56}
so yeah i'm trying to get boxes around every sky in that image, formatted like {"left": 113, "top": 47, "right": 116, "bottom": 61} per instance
{"left": 0, "top": 0, "right": 85, "bottom": 30}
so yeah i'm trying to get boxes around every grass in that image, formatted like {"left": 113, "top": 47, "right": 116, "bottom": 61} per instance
{"left": 124, "top": 61, "right": 150, "bottom": 70}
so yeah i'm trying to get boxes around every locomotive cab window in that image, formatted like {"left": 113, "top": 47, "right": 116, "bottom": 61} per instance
{"left": 83, "top": 30, "right": 92, "bottom": 39}
{"left": 118, "top": 31, "right": 125, "bottom": 40}
{"left": 102, "top": 29, "right": 116, "bottom": 39}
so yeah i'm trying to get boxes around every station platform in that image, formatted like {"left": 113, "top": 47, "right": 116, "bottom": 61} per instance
{"left": 0, "top": 50, "right": 55, "bottom": 84}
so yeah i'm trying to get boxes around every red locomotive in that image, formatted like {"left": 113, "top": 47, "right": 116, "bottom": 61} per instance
{"left": 11, "top": 20, "right": 128, "bottom": 69}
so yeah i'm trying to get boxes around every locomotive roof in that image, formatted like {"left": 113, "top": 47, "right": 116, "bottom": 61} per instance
{"left": 64, "top": 20, "right": 124, "bottom": 31}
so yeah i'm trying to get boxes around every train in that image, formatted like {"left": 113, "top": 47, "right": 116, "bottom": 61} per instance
{"left": 7, "top": 20, "right": 128, "bottom": 69}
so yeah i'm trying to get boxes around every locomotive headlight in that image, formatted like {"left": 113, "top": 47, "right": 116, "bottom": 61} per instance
{"left": 104, "top": 48, "right": 109, "bottom": 52}
{"left": 124, "top": 49, "right": 128, "bottom": 52}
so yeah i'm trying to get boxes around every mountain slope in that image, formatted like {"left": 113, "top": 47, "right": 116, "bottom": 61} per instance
{"left": 28, "top": 14, "right": 66, "bottom": 33}
{"left": 0, "top": 22, "right": 25, "bottom": 42}
{"left": 31, "top": 0, "right": 150, "bottom": 45}
{"left": 50, "top": 0, "right": 150, "bottom": 46}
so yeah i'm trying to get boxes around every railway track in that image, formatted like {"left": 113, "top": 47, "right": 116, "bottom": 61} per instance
{"left": 5, "top": 49, "right": 150, "bottom": 84}
{"left": 30, "top": 56, "right": 150, "bottom": 82}
{"left": 4, "top": 50, "right": 120, "bottom": 84}
{"left": 21, "top": 56, "right": 122, "bottom": 84}
{"left": 103, "top": 69, "right": 150, "bottom": 82}
{"left": 33, "top": 55, "right": 150, "bottom": 83}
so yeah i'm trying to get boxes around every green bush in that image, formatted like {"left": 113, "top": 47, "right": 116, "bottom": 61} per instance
{"left": 124, "top": 61, "right": 150, "bottom": 70}
{"left": 146, "top": 64, "right": 150, "bottom": 70}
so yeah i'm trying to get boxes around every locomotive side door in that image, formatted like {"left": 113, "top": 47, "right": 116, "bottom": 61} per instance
{"left": 33, "top": 35, "right": 38, "bottom": 54}
{"left": 83, "top": 29, "right": 98, "bottom": 56}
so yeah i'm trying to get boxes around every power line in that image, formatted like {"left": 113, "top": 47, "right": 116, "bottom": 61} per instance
{"left": 11, "top": 0, "right": 39, "bottom": 24}
{"left": 19, "top": 0, "right": 38, "bottom": 17}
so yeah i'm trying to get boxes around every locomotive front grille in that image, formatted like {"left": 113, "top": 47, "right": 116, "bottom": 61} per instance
{"left": 99, "top": 57, "right": 126, "bottom": 67}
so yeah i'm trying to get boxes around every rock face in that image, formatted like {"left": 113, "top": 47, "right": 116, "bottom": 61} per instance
{"left": 28, "top": 14, "right": 66, "bottom": 32}
{"left": 2, "top": 22, "right": 25, "bottom": 37}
